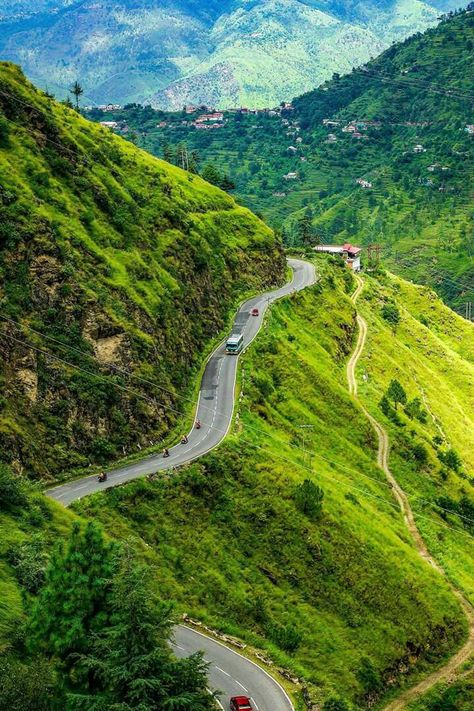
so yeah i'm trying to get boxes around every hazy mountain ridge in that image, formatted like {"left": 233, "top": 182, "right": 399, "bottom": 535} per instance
{"left": 0, "top": 0, "right": 461, "bottom": 109}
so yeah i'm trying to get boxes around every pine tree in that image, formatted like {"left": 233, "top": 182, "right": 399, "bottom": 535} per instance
{"left": 29, "top": 521, "right": 117, "bottom": 667}
{"left": 69, "top": 549, "right": 215, "bottom": 710}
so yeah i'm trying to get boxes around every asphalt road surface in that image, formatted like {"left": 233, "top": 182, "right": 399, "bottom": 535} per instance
{"left": 47, "top": 258, "right": 315, "bottom": 506}
{"left": 46, "top": 257, "right": 315, "bottom": 711}
{"left": 172, "top": 626, "right": 294, "bottom": 711}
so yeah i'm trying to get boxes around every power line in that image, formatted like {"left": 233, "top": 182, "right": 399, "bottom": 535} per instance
{"left": 3, "top": 317, "right": 474, "bottom": 532}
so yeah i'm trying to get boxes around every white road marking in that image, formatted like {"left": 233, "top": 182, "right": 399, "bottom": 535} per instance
{"left": 251, "top": 698, "right": 259, "bottom": 711}
{"left": 235, "top": 679, "right": 248, "bottom": 693}
{"left": 216, "top": 666, "right": 231, "bottom": 677}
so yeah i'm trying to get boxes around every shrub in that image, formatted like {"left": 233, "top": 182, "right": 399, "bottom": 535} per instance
{"left": 0, "top": 464, "right": 29, "bottom": 511}
{"left": 357, "top": 655, "right": 382, "bottom": 694}
{"left": 438, "top": 448, "right": 462, "bottom": 472}
{"left": 405, "top": 397, "right": 428, "bottom": 423}
{"left": 324, "top": 696, "right": 351, "bottom": 711}
{"left": 269, "top": 622, "right": 302, "bottom": 652}
{"left": 411, "top": 443, "right": 429, "bottom": 468}
{"left": 381, "top": 303, "right": 401, "bottom": 328}
{"left": 294, "top": 479, "right": 324, "bottom": 520}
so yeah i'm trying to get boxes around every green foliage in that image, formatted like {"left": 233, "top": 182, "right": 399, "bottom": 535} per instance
{"left": 294, "top": 479, "right": 324, "bottom": 520}
{"left": 438, "top": 448, "right": 462, "bottom": 472}
{"left": 0, "top": 653, "right": 61, "bottom": 711}
{"left": 356, "top": 656, "right": 382, "bottom": 695}
{"left": 269, "top": 623, "right": 302, "bottom": 653}
{"left": 386, "top": 379, "right": 407, "bottom": 410}
{"left": 381, "top": 303, "right": 401, "bottom": 329}
{"left": 68, "top": 550, "right": 214, "bottom": 710}
{"left": 29, "top": 521, "right": 117, "bottom": 663}
{"left": 0, "top": 62, "right": 283, "bottom": 479}
{"left": 7, "top": 536, "right": 48, "bottom": 594}
{"left": 323, "top": 696, "right": 351, "bottom": 711}
{"left": 405, "top": 398, "right": 428, "bottom": 424}
{"left": 0, "top": 464, "right": 28, "bottom": 511}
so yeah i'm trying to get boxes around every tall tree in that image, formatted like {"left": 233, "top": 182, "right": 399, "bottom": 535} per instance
{"left": 386, "top": 379, "right": 407, "bottom": 410}
{"left": 70, "top": 81, "right": 84, "bottom": 110}
{"left": 29, "top": 521, "right": 117, "bottom": 670}
{"left": 69, "top": 549, "right": 215, "bottom": 710}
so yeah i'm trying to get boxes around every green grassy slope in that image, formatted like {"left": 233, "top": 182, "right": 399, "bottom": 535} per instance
{"left": 74, "top": 259, "right": 472, "bottom": 709}
{"left": 355, "top": 271, "right": 474, "bottom": 605}
{"left": 0, "top": 62, "right": 284, "bottom": 481}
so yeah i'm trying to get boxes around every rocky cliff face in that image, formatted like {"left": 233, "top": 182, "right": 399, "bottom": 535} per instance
{"left": 0, "top": 63, "right": 285, "bottom": 481}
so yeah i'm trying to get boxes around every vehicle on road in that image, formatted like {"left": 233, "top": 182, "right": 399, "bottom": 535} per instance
{"left": 98, "top": 471, "right": 107, "bottom": 483}
{"left": 251, "top": 307, "right": 259, "bottom": 316}
{"left": 230, "top": 697, "right": 253, "bottom": 711}
{"left": 226, "top": 333, "right": 244, "bottom": 355}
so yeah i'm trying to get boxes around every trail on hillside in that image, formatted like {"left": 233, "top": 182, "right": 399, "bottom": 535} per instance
{"left": 347, "top": 276, "right": 474, "bottom": 710}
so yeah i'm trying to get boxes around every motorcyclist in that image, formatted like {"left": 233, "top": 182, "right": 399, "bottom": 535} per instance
{"left": 195, "top": 419, "right": 201, "bottom": 429}
{"left": 98, "top": 471, "right": 107, "bottom": 482}
{"left": 163, "top": 448, "right": 170, "bottom": 458}
{"left": 181, "top": 434, "right": 189, "bottom": 444}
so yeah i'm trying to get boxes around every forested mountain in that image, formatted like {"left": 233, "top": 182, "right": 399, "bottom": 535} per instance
{"left": 0, "top": 0, "right": 461, "bottom": 109}
{"left": 0, "top": 62, "right": 283, "bottom": 480}
{"left": 103, "top": 7, "right": 473, "bottom": 310}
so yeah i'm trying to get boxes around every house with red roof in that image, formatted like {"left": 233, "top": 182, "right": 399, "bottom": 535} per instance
{"left": 314, "top": 243, "right": 362, "bottom": 271}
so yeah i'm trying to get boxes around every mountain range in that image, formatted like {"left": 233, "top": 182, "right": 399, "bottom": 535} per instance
{"left": 0, "top": 0, "right": 462, "bottom": 109}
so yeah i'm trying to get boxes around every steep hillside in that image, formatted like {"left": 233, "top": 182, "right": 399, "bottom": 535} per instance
{"left": 0, "top": 0, "right": 460, "bottom": 109}
{"left": 0, "top": 62, "right": 284, "bottom": 481}
{"left": 122, "top": 7, "right": 473, "bottom": 309}
{"left": 74, "top": 258, "right": 474, "bottom": 709}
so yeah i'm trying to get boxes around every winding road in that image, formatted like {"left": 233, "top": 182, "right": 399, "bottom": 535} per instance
{"left": 47, "top": 257, "right": 315, "bottom": 711}
{"left": 348, "top": 276, "right": 474, "bottom": 710}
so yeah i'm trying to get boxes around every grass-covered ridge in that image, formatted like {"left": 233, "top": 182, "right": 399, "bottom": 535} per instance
{"left": 0, "top": 62, "right": 285, "bottom": 481}
{"left": 75, "top": 259, "right": 472, "bottom": 709}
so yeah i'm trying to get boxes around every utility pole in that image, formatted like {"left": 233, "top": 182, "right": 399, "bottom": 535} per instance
{"left": 297, "top": 424, "right": 314, "bottom": 469}
{"left": 465, "top": 301, "right": 472, "bottom": 321}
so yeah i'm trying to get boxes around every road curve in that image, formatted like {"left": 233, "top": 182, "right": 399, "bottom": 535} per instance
{"left": 172, "top": 626, "right": 294, "bottom": 711}
{"left": 46, "top": 258, "right": 314, "bottom": 711}
{"left": 47, "top": 258, "right": 315, "bottom": 506}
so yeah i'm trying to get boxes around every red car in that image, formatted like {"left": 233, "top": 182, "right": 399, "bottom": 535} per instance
{"left": 251, "top": 307, "right": 259, "bottom": 317}
{"left": 230, "top": 698, "right": 253, "bottom": 711}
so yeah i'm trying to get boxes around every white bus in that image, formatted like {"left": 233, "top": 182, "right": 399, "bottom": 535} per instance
{"left": 226, "top": 333, "right": 244, "bottom": 355}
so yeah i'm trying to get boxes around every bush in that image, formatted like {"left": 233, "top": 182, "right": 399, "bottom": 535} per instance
{"left": 7, "top": 536, "right": 48, "bottom": 594}
{"left": 324, "top": 696, "right": 351, "bottom": 711}
{"left": 438, "top": 448, "right": 462, "bottom": 472}
{"left": 405, "top": 397, "right": 428, "bottom": 423}
{"left": 411, "top": 443, "right": 428, "bottom": 468}
{"left": 269, "top": 622, "right": 302, "bottom": 652}
{"left": 0, "top": 464, "right": 29, "bottom": 511}
{"left": 357, "top": 656, "right": 382, "bottom": 694}
{"left": 381, "top": 303, "right": 401, "bottom": 328}
{"left": 294, "top": 479, "right": 324, "bottom": 520}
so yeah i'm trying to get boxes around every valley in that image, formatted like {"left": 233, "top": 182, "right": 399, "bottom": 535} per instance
{"left": 96, "top": 8, "right": 474, "bottom": 312}
{"left": 0, "top": 5, "right": 473, "bottom": 711}
{"left": 0, "top": 0, "right": 462, "bottom": 109}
